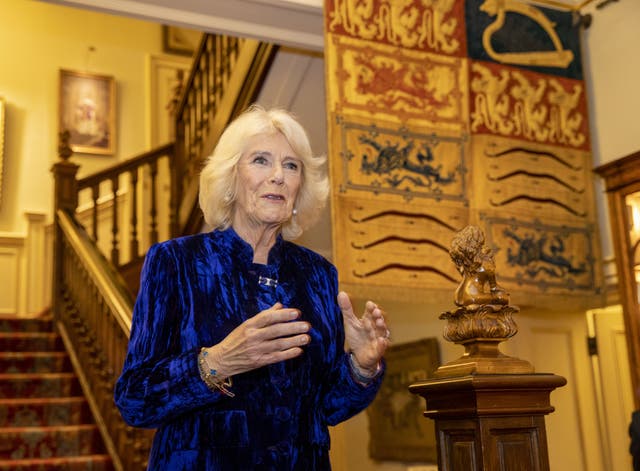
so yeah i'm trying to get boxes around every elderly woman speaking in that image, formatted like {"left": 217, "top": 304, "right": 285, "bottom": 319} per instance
{"left": 115, "top": 105, "right": 390, "bottom": 470}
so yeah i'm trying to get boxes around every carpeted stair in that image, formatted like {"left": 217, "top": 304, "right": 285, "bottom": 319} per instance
{"left": 0, "top": 314, "right": 113, "bottom": 470}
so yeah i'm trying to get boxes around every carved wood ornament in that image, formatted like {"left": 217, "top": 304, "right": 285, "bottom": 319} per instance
{"left": 435, "top": 225, "right": 534, "bottom": 377}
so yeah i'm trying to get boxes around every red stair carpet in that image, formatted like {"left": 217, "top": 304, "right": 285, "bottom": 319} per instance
{"left": 0, "top": 313, "right": 113, "bottom": 470}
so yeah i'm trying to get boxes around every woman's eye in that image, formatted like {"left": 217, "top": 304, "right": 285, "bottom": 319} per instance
{"left": 284, "top": 161, "right": 299, "bottom": 171}
{"left": 252, "top": 156, "right": 268, "bottom": 165}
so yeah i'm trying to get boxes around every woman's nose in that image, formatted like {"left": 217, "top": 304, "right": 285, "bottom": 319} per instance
{"left": 270, "top": 164, "right": 284, "bottom": 184}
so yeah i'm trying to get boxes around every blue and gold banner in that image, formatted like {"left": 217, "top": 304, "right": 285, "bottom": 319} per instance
{"left": 325, "top": 0, "right": 601, "bottom": 302}
{"left": 465, "top": 0, "right": 584, "bottom": 79}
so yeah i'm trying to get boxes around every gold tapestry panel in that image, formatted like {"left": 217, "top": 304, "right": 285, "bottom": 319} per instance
{"left": 333, "top": 196, "right": 465, "bottom": 290}
{"left": 325, "top": 0, "right": 600, "bottom": 300}
{"left": 326, "top": 35, "right": 468, "bottom": 132}
{"left": 326, "top": 0, "right": 466, "bottom": 56}
{"left": 471, "top": 135, "right": 594, "bottom": 221}
{"left": 332, "top": 115, "right": 468, "bottom": 202}
{"left": 469, "top": 61, "right": 590, "bottom": 150}
{"left": 480, "top": 214, "right": 599, "bottom": 296}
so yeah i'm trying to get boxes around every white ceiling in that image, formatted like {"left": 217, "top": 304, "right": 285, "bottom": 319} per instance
{"left": 40, "top": 0, "right": 598, "bottom": 53}
{"left": 40, "top": 0, "right": 325, "bottom": 51}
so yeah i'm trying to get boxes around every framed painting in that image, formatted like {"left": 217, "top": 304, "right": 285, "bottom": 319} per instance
{"left": 367, "top": 338, "right": 440, "bottom": 463}
{"left": 59, "top": 69, "right": 116, "bottom": 155}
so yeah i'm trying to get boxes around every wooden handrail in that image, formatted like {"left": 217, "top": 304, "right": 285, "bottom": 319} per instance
{"left": 77, "top": 143, "right": 173, "bottom": 191}
{"left": 74, "top": 143, "right": 173, "bottom": 271}
{"left": 57, "top": 210, "right": 133, "bottom": 334}
{"left": 55, "top": 209, "right": 151, "bottom": 470}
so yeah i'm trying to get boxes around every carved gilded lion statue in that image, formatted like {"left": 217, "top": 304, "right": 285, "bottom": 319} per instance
{"left": 450, "top": 225, "right": 509, "bottom": 310}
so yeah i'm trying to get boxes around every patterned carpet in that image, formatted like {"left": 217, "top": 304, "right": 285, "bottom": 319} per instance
{"left": 0, "top": 314, "right": 113, "bottom": 470}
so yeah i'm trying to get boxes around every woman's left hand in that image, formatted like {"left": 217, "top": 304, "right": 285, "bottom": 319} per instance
{"left": 338, "top": 291, "right": 390, "bottom": 374}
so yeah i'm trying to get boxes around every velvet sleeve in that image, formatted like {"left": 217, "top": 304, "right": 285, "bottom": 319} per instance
{"left": 114, "top": 243, "right": 224, "bottom": 429}
{"left": 322, "top": 353, "right": 385, "bottom": 426}
{"left": 319, "top": 266, "right": 385, "bottom": 426}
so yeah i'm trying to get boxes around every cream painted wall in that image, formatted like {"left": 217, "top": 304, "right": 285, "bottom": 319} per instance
{"left": 582, "top": 0, "right": 640, "bottom": 266}
{"left": 583, "top": 0, "right": 640, "bottom": 166}
{"left": 1, "top": 0, "right": 638, "bottom": 468}
{"left": 0, "top": 0, "right": 164, "bottom": 235}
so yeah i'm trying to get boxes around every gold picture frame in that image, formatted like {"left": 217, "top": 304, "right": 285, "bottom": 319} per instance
{"left": 59, "top": 69, "right": 116, "bottom": 155}
{"left": 367, "top": 338, "right": 440, "bottom": 462}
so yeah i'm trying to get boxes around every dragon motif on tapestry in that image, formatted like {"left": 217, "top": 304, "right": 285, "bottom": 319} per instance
{"left": 503, "top": 228, "right": 587, "bottom": 279}
{"left": 359, "top": 134, "right": 456, "bottom": 190}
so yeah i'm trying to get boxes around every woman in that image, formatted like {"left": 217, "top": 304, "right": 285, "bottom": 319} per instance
{"left": 115, "top": 105, "right": 390, "bottom": 470}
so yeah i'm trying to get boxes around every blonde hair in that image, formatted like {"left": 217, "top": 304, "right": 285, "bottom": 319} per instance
{"left": 199, "top": 105, "right": 329, "bottom": 239}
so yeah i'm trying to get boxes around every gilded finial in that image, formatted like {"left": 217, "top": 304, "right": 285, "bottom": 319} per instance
{"left": 450, "top": 225, "right": 509, "bottom": 311}
{"left": 434, "top": 225, "right": 533, "bottom": 376}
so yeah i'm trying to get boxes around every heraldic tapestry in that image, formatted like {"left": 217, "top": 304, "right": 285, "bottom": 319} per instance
{"left": 324, "top": 0, "right": 601, "bottom": 305}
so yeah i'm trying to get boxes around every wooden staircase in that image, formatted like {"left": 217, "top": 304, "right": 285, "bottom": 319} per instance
{"left": 49, "top": 33, "right": 276, "bottom": 470}
{"left": 0, "top": 313, "right": 113, "bottom": 470}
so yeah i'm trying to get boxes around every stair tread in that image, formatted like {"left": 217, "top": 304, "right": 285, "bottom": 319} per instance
{"left": 0, "top": 333, "right": 58, "bottom": 338}
{"left": 0, "top": 316, "right": 53, "bottom": 335}
{"left": 0, "top": 372, "right": 76, "bottom": 379}
{"left": 0, "top": 317, "right": 113, "bottom": 467}
{"left": 0, "top": 424, "right": 98, "bottom": 433}
{"left": 0, "top": 424, "right": 104, "bottom": 459}
{"left": 0, "top": 454, "right": 111, "bottom": 464}
{"left": 0, "top": 352, "right": 67, "bottom": 358}
{"left": 0, "top": 332, "right": 63, "bottom": 353}
{"left": 0, "top": 396, "right": 92, "bottom": 428}
{"left": 0, "top": 397, "right": 86, "bottom": 405}
{"left": 0, "top": 351, "right": 72, "bottom": 374}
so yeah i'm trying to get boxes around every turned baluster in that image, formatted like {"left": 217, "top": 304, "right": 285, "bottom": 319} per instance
{"left": 110, "top": 175, "right": 120, "bottom": 265}
{"left": 129, "top": 168, "right": 139, "bottom": 259}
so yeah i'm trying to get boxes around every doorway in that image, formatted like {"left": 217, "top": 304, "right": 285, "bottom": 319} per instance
{"left": 588, "top": 305, "right": 634, "bottom": 470}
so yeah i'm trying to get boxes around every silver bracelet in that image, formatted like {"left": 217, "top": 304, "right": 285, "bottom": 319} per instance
{"left": 348, "top": 352, "right": 381, "bottom": 384}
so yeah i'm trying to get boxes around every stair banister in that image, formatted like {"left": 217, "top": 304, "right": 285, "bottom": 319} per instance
{"left": 51, "top": 32, "right": 277, "bottom": 471}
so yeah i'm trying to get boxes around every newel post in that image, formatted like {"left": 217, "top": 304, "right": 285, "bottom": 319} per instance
{"left": 409, "top": 226, "right": 566, "bottom": 471}
{"left": 51, "top": 130, "right": 79, "bottom": 322}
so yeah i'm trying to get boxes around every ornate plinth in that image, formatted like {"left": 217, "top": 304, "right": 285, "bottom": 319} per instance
{"left": 409, "top": 373, "right": 566, "bottom": 471}
{"left": 408, "top": 226, "right": 565, "bottom": 470}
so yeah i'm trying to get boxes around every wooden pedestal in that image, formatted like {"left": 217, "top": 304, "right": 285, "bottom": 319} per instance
{"left": 409, "top": 373, "right": 566, "bottom": 471}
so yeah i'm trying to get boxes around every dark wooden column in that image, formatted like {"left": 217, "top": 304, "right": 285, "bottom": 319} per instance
{"left": 410, "top": 373, "right": 565, "bottom": 471}
{"left": 409, "top": 226, "right": 566, "bottom": 470}
{"left": 51, "top": 130, "right": 79, "bottom": 322}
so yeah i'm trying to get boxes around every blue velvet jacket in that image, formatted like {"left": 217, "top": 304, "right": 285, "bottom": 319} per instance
{"left": 114, "top": 228, "right": 384, "bottom": 470}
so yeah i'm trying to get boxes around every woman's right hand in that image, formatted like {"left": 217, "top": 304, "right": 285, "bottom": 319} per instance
{"left": 203, "top": 302, "right": 310, "bottom": 378}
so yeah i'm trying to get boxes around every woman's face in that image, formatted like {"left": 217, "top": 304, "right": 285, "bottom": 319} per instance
{"left": 232, "top": 132, "right": 302, "bottom": 233}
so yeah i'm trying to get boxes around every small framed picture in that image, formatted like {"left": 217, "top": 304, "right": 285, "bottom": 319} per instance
{"left": 59, "top": 69, "right": 116, "bottom": 155}
{"left": 367, "top": 338, "right": 440, "bottom": 462}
